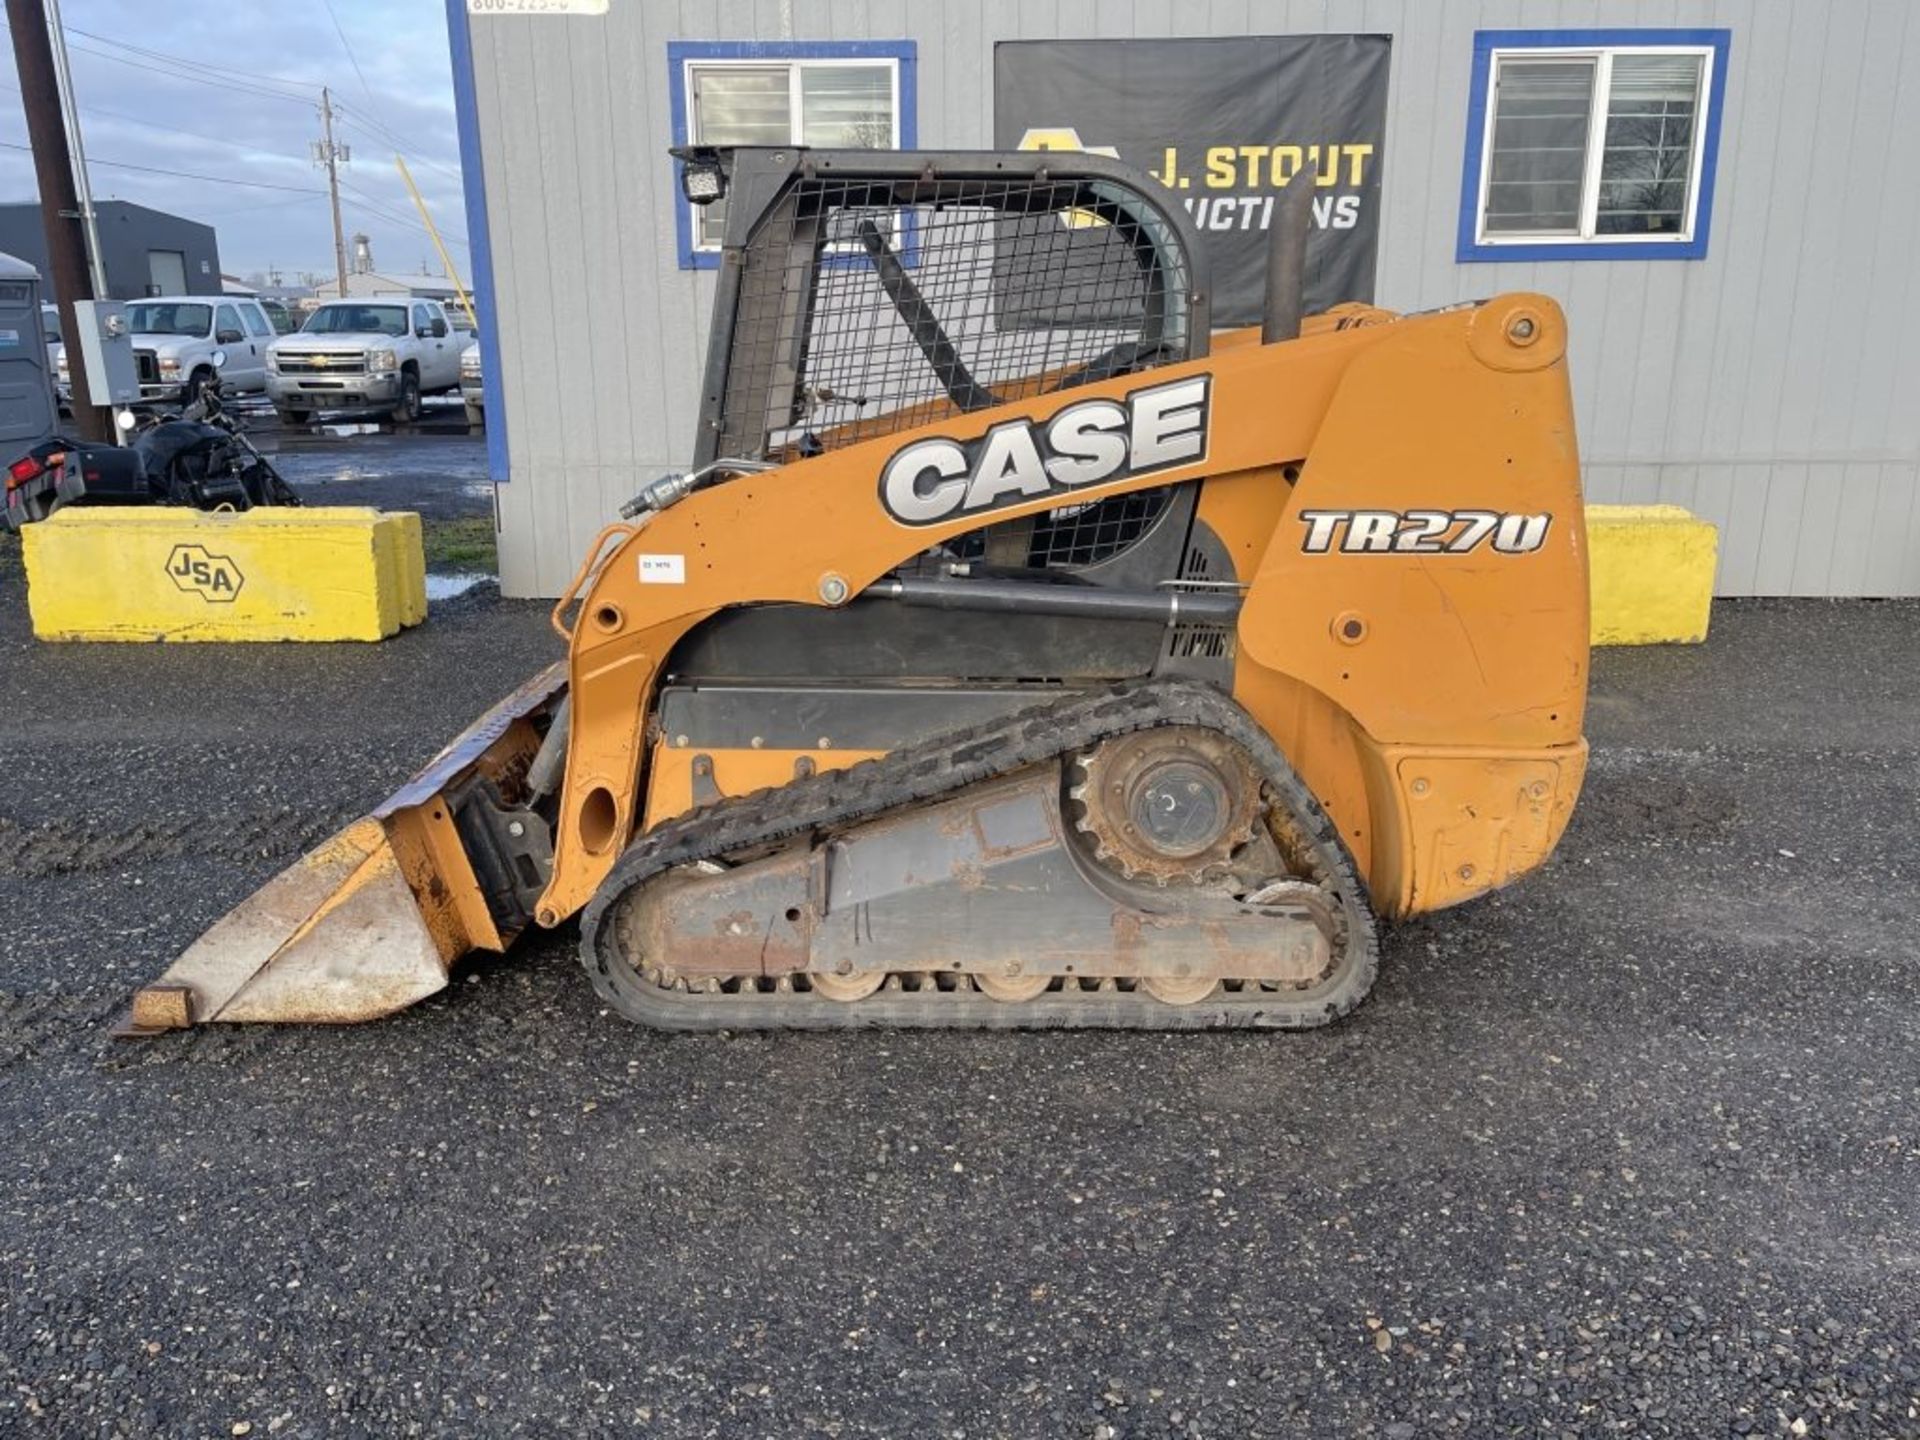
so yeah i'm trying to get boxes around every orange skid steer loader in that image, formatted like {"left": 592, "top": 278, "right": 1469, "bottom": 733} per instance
{"left": 120, "top": 146, "right": 1588, "bottom": 1036}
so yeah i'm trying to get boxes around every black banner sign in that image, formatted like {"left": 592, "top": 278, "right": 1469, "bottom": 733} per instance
{"left": 994, "top": 35, "right": 1391, "bottom": 327}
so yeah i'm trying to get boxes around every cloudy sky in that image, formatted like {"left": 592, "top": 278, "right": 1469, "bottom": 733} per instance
{"left": 0, "top": 0, "right": 464, "bottom": 284}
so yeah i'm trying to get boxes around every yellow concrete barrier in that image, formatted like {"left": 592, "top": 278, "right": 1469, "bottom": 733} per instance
{"left": 23, "top": 506, "right": 429, "bottom": 642}
{"left": 19, "top": 500, "right": 1708, "bottom": 647}
{"left": 1586, "top": 503, "right": 1719, "bottom": 646}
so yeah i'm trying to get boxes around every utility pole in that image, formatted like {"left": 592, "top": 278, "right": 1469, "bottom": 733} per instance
{"left": 44, "top": 0, "right": 105, "bottom": 297}
{"left": 313, "top": 87, "right": 349, "bottom": 298}
{"left": 6, "top": 0, "right": 107, "bottom": 439}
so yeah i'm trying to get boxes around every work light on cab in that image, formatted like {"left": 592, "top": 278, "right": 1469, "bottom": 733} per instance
{"left": 672, "top": 145, "right": 728, "bottom": 206}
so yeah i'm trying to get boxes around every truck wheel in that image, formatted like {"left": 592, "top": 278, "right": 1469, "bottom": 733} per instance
{"left": 276, "top": 406, "right": 312, "bottom": 427}
{"left": 184, "top": 367, "right": 212, "bottom": 405}
{"left": 390, "top": 370, "right": 422, "bottom": 425}
{"left": 464, "top": 400, "right": 484, "bottom": 428}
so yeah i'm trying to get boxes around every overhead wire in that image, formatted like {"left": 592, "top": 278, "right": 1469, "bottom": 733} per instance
{"left": 330, "top": 157, "right": 467, "bottom": 236}
{"left": 0, "top": 78, "right": 312, "bottom": 168}
{"left": 59, "top": 24, "right": 467, "bottom": 195}
{"left": 0, "top": 139, "right": 327, "bottom": 194}
{"left": 320, "top": 0, "right": 387, "bottom": 129}
{"left": 63, "top": 26, "right": 464, "bottom": 185}
{"left": 336, "top": 177, "right": 469, "bottom": 249}
{"left": 62, "top": 27, "right": 318, "bottom": 100}
{"left": 64, "top": 42, "right": 320, "bottom": 109}
{"left": 330, "top": 104, "right": 465, "bottom": 186}
{"left": 30, "top": 24, "right": 469, "bottom": 273}
{"left": 198, "top": 192, "right": 330, "bottom": 221}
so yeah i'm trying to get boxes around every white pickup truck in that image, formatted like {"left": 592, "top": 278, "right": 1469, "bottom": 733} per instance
{"left": 55, "top": 295, "right": 278, "bottom": 404}
{"left": 266, "top": 298, "right": 463, "bottom": 424}
{"left": 459, "top": 339, "right": 484, "bottom": 426}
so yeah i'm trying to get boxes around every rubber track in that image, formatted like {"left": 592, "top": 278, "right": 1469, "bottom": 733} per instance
{"left": 578, "top": 679, "right": 1380, "bottom": 1031}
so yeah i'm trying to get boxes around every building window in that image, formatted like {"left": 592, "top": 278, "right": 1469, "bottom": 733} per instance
{"left": 1458, "top": 29, "right": 1729, "bottom": 262}
{"left": 668, "top": 41, "right": 917, "bottom": 269}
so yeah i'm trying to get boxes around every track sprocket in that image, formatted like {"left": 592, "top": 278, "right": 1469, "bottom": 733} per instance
{"left": 1068, "top": 727, "right": 1263, "bottom": 885}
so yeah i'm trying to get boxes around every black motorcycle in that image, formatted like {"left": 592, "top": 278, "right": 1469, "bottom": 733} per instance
{"left": 3, "top": 378, "right": 300, "bottom": 534}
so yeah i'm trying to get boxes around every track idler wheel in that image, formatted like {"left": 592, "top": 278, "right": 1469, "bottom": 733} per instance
{"left": 1141, "top": 976, "right": 1222, "bottom": 1006}
{"left": 975, "top": 973, "right": 1052, "bottom": 1003}
{"left": 811, "top": 970, "right": 885, "bottom": 1002}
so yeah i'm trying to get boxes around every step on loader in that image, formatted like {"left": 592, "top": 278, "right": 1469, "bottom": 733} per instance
{"left": 120, "top": 145, "right": 1589, "bottom": 1036}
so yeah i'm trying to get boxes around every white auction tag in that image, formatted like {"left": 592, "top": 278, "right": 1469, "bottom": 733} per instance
{"left": 467, "top": 0, "right": 607, "bottom": 15}
{"left": 638, "top": 554, "right": 686, "bottom": 585}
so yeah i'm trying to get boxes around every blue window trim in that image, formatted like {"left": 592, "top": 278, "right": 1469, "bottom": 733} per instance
{"left": 668, "top": 39, "right": 918, "bottom": 271}
{"left": 1457, "top": 28, "right": 1731, "bottom": 263}
{"left": 443, "top": 0, "right": 508, "bottom": 483}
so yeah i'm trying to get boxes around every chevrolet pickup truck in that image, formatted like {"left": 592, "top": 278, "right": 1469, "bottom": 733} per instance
{"left": 459, "top": 339, "right": 483, "bottom": 426}
{"left": 266, "top": 298, "right": 462, "bottom": 424}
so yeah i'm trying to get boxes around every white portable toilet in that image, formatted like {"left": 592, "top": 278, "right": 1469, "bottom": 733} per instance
{"left": 0, "top": 251, "right": 59, "bottom": 452}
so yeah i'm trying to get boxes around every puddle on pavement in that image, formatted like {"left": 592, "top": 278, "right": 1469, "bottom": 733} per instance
{"left": 426, "top": 572, "right": 492, "bottom": 600}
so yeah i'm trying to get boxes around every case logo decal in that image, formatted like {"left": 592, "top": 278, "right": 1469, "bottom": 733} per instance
{"left": 880, "top": 375, "right": 1211, "bottom": 527}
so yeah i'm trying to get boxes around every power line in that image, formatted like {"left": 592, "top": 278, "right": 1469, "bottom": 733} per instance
{"left": 63, "top": 26, "right": 317, "bottom": 99}
{"left": 332, "top": 171, "right": 468, "bottom": 241}
{"left": 321, "top": 0, "right": 385, "bottom": 128}
{"left": 330, "top": 104, "right": 465, "bottom": 187}
{"left": 336, "top": 177, "right": 470, "bottom": 249}
{"left": 55, "top": 31, "right": 466, "bottom": 196}
{"left": 0, "top": 139, "right": 328, "bottom": 194}
{"left": 28, "top": 22, "right": 469, "bottom": 272}
{"left": 198, "top": 192, "right": 329, "bottom": 221}
{"left": 341, "top": 189, "right": 468, "bottom": 245}
{"left": 0, "top": 78, "right": 311, "bottom": 167}
{"left": 64, "top": 42, "right": 316, "bottom": 109}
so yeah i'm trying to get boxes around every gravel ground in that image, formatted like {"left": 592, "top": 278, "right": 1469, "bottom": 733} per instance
{"left": 0, "top": 514, "right": 1916, "bottom": 1437}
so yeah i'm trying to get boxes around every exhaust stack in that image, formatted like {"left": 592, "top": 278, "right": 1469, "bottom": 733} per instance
{"left": 1260, "top": 166, "right": 1319, "bottom": 344}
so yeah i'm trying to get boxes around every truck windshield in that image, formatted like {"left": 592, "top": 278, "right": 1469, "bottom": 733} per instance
{"left": 302, "top": 305, "right": 409, "bottom": 337}
{"left": 127, "top": 303, "right": 211, "bottom": 337}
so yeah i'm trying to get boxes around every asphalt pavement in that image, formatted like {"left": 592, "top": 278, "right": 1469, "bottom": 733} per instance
{"left": 0, "top": 457, "right": 1915, "bottom": 1437}
{"left": 251, "top": 399, "right": 495, "bottom": 522}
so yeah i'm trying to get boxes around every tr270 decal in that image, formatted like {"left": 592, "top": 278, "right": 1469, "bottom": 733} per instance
{"left": 1299, "top": 509, "right": 1552, "bottom": 556}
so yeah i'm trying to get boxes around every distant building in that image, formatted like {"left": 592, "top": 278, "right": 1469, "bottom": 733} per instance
{"left": 0, "top": 200, "right": 222, "bottom": 299}
{"left": 303, "top": 232, "right": 468, "bottom": 306}
{"left": 323, "top": 270, "right": 470, "bottom": 304}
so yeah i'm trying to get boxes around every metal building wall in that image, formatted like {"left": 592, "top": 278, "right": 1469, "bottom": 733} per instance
{"left": 0, "top": 200, "right": 222, "bottom": 300}
{"left": 457, "top": 0, "right": 1920, "bottom": 599}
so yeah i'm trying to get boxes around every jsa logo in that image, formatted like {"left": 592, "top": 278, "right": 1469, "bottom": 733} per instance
{"left": 1299, "top": 509, "right": 1551, "bottom": 556}
{"left": 165, "top": 543, "right": 245, "bottom": 602}
{"left": 880, "top": 375, "right": 1210, "bottom": 527}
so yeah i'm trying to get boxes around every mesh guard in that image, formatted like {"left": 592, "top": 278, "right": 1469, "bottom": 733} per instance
{"left": 707, "top": 155, "right": 1203, "bottom": 570}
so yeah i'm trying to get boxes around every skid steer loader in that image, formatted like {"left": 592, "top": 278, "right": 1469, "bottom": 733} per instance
{"left": 119, "top": 145, "right": 1588, "bottom": 1036}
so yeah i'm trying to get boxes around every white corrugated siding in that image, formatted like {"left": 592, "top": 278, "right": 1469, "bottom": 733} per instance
{"left": 462, "top": 0, "right": 1920, "bottom": 598}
